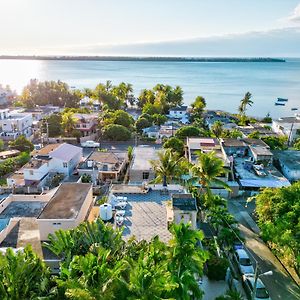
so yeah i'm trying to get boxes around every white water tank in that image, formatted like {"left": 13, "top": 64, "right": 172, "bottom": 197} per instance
{"left": 87, "top": 160, "right": 93, "bottom": 168}
{"left": 99, "top": 203, "right": 113, "bottom": 221}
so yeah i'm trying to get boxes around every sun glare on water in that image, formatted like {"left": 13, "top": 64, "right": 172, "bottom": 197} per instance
{"left": 0, "top": 59, "right": 43, "bottom": 93}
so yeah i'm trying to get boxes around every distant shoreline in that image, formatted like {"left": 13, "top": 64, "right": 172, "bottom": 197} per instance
{"left": 0, "top": 55, "right": 285, "bottom": 63}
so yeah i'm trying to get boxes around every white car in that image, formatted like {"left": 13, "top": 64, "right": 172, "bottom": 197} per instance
{"left": 242, "top": 274, "right": 271, "bottom": 300}
{"left": 81, "top": 140, "right": 100, "bottom": 148}
{"left": 233, "top": 248, "right": 255, "bottom": 275}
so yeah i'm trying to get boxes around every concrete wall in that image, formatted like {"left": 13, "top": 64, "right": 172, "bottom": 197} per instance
{"left": 281, "top": 164, "right": 300, "bottom": 182}
{"left": 174, "top": 210, "right": 197, "bottom": 230}
{"left": 129, "top": 169, "right": 155, "bottom": 184}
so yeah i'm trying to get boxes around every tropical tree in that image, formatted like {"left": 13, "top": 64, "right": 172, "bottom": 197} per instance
{"left": 191, "top": 96, "right": 206, "bottom": 121}
{"left": 190, "top": 151, "right": 230, "bottom": 205}
{"left": 238, "top": 92, "right": 253, "bottom": 118}
{"left": 102, "top": 124, "right": 132, "bottom": 141}
{"left": 150, "top": 149, "right": 184, "bottom": 186}
{"left": 9, "top": 135, "right": 34, "bottom": 152}
{"left": 211, "top": 121, "right": 224, "bottom": 138}
{"left": 163, "top": 137, "right": 185, "bottom": 156}
{"left": 175, "top": 125, "right": 201, "bottom": 139}
{"left": 127, "top": 146, "right": 134, "bottom": 162}
{"left": 61, "top": 111, "right": 77, "bottom": 137}
{"left": 167, "top": 222, "right": 208, "bottom": 300}
{"left": 0, "top": 246, "right": 50, "bottom": 299}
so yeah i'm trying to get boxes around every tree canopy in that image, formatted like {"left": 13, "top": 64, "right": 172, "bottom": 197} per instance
{"left": 9, "top": 135, "right": 34, "bottom": 152}
{"left": 102, "top": 124, "right": 132, "bottom": 141}
{"left": 255, "top": 182, "right": 300, "bottom": 274}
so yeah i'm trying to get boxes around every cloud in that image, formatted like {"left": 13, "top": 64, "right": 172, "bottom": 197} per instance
{"left": 61, "top": 27, "right": 300, "bottom": 57}
{"left": 288, "top": 3, "right": 300, "bottom": 22}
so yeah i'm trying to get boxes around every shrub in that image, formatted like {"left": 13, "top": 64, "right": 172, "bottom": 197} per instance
{"left": 206, "top": 256, "right": 229, "bottom": 281}
{"left": 102, "top": 124, "right": 131, "bottom": 141}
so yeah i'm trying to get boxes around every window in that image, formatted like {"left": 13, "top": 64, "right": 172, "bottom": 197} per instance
{"left": 63, "top": 162, "right": 68, "bottom": 168}
{"left": 29, "top": 170, "right": 34, "bottom": 175}
{"left": 53, "top": 222, "right": 61, "bottom": 226}
{"left": 142, "top": 172, "right": 149, "bottom": 179}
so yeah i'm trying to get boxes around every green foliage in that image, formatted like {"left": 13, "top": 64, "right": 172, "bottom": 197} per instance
{"left": 0, "top": 139, "right": 4, "bottom": 150}
{"left": 247, "top": 130, "right": 260, "bottom": 139}
{"left": 261, "top": 135, "right": 288, "bottom": 150}
{"left": 81, "top": 174, "right": 92, "bottom": 183}
{"left": 293, "top": 138, "right": 300, "bottom": 150}
{"left": 21, "top": 79, "right": 80, "bottom": 108}
{"left": 206, "top": 256, "right": 229, "bottom": 281}
{"left": 216, "top": 289, "right": 244, "bottom": 300}
{"left": 102, "top": 124, "right": 131, "bottom": 141}
{"left": 0, "top": 246, "right": 50, "bottom": 299}
{"left": 262, "top": 113, "right": 272, "bottom": 123}
{"left": 51, "top": 173, "right": 64, "bottom": 187}
{"left": 150, "top": 149, "right": 186, "bottom": 185}
{"left": 163, "top": 137, "right": 184, "bottom": 155}
{"left": 63, "top": 107, "right": 91, "bottom": 114}
{"left": 61, "top": 111, "right": 77, "bottom": 137}
{"left": 221, "top": 129, "right": 243, "bottom": 139}
{"left": 9, "top": 135, "right": 34, "bottom": 152}
{"left": 43, "top": 113, "right": 62, "bottom": 137}
{"left": 211, "top": 121, "right": 224, "bottom": 138}
{"left": 135, "top": 117, "right": 152, "bottom": 133}
{"left": 256, "top": 182, "right": 300, "bottom": 274}
{"left": 137, "top": 84, "right": 183, "bottom": 113}
{"left": 175, "top": 125, "right": 201, "bottom": 139}
{"left": 152, "top": 114, "right": 167, "bottom": 126}
{"left": 142, "top": 102, "right": 162, "bottom": 115}
{"left": 191, "top": 96, "right": 206, "bottom": 120}
{"left": 127, "top": 146, "right": 133, "bottom": 161}
{"left": 238, "top": 92, "right": 253, "bottom": 117}
{"left": 0, "top": 152, "right": 30, "bottom": 178}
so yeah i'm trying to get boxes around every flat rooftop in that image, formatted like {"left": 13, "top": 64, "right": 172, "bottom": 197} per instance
{"left": 131, "top": 146, "right": 158, "bottom": 171}
{"left": 234, "top": 157, "right": 290, "bottom": 188}
{"left": 38, "top": 183, "right": 92, "bottom": 219}
{"left": 273, "top": 150, "right": 300, "bottom": 171}
{"left": 0, "top": 201, "right": 46, "bottom": 218}
{"left": 110, "top": 186, "right": 186, "bottom": 242}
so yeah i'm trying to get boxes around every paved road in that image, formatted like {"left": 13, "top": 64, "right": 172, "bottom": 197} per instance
{"left": 228, "top": 200, "right": 300, "bottom": 300}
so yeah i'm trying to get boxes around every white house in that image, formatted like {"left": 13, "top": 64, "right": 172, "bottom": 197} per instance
{"left": 272, "top": 115, "right": 300, "bottom": 143}
{"left": 273, "top": 150, "right": 300, "bottom": 182}
{"left": 0, "top": 109, "right": 33, "bottom": 140}
{"left": 21, "top": 143, "right": 83, "bottom": 187}
{"left": 168, "top": 106, "right": 189, "bottom": 124}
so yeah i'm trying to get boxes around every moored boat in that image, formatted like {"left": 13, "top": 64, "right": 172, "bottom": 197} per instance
{"left": 277, "top": 97, "right": 288, "bottom": 102}
{"left": 275, "top": 102, "right": 285, "bottom": 106}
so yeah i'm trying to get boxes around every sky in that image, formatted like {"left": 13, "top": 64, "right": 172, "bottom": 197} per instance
{"left": 1, "top": 0, "right": 300, "bottom": 55}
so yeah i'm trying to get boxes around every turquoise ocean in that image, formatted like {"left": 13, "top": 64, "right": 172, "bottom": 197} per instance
{"left": 0, "top": 58, "right": 299, "bottom": 118}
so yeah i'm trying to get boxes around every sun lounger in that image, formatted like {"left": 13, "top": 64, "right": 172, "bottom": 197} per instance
{"left": 116, "top": 215, "right": 124, "bottom": 226}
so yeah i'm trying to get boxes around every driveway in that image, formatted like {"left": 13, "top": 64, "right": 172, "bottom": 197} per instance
{"left": 228, "top": 200, "right": 300, "bottom": 300}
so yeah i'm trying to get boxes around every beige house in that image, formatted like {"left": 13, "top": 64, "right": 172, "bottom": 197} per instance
{"left": 78, "top": 151, "right": 127, "bottom": 183}
{"left": 167, "top": 194, "right": 197, "bottom": 230}
{"left": 37, "top": 183, "right": 93, "bottom": 240}
{"left": 129, "top": 146, "right": 158, "bottom": 183}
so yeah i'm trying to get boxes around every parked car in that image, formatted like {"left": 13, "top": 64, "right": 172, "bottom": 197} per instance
{"left": 242, "top": 274, "right": 271, "bottom": 300}
{"left": 81, "top": 140, "right": 100, "bottom": 148}
{"left": 233, "top": 248, "right": 255, "bottom": 275}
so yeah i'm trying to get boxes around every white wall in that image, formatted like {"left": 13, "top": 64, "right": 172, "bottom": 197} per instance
{"left": 23, "top": 162, "right": 50, "bottom": 181}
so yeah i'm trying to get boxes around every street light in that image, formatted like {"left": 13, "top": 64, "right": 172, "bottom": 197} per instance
{"left": 252, "top": 267, "right": 273, "bottom": 300}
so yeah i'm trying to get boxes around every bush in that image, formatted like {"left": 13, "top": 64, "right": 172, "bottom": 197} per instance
{"left": 175, "top": 126, "right": 201, "bottom": 139}
{"left": 102, "top": 124, "right": 131, "bottom": 141}
{"left": 206, "top": 256, "right": 229, "bottom": 281}
{"left": 135, "top": 117, "right": 152, "bottom": 133}
{"left": 163, "top": 137, "right": 184, "bottom": 155}
{"left": 9, "top": 136, "right": 34, "bottom": 152}
{"left": 81, "top": 174, "right": 92, "bottom": 183}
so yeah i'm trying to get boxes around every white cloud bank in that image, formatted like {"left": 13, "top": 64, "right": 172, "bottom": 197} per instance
{"left": 288, "top": 3, "right": 300, "bottom": 22}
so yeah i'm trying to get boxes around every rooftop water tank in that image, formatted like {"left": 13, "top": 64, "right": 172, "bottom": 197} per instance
{"left": 87, "top": 160, "right": 93, "bottom": 168}
{"left": 99, "top": 203, "right": 113, "bottom": 221}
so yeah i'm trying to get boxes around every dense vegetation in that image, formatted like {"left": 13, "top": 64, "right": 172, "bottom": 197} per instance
{"left": 256, "top": 182, "right": 300, "bottom": 275}
{"left": 0, "top": 151, "right": 30, "bottom": 178}
{"left": 0, "top": 220, "right": 209, "bottom": 299}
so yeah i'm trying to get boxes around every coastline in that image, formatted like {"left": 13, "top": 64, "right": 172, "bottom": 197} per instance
{"left": 0, "top": 55, "right": 286, "bottom": 63}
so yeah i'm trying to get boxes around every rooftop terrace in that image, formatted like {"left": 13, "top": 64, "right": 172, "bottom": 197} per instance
{"left": 0, "top": 201, "right": 46, "bottom": 219}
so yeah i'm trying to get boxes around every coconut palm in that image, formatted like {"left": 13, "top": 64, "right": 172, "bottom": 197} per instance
{"left": 239, "top": 92, "right": 253, "bottom": 116}
{"left": 167, "top": 222, "right": 208, "bottom": 300}
{"left": 150, "top": 149, "right": 185, "bottom": 187}
{"left": 190, "top": 151, "right": 230, "bottom": 203}
{"left": 61, "top": 111, "right": 77, "bottom": 137}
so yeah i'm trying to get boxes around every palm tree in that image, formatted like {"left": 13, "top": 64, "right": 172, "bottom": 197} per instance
{"left": 150, "top": 149, "right": 184, "bottom": 187}
{"left": 56, "top": 248, "right": 126, "bottom": 300}
{"left": 239, "top": 92, "right": 253, "bottom": 116}
{"left": 211, "top": 120, "right": 224, "bottom": 138}
{"left": 167, "top": 222, "right": 208, "bottom": 300}
{"left": 190, "top": 151, "right": 230, "bottom": 203}
{"left": 61, "top": 111, "right": 77, "bottom": 137}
